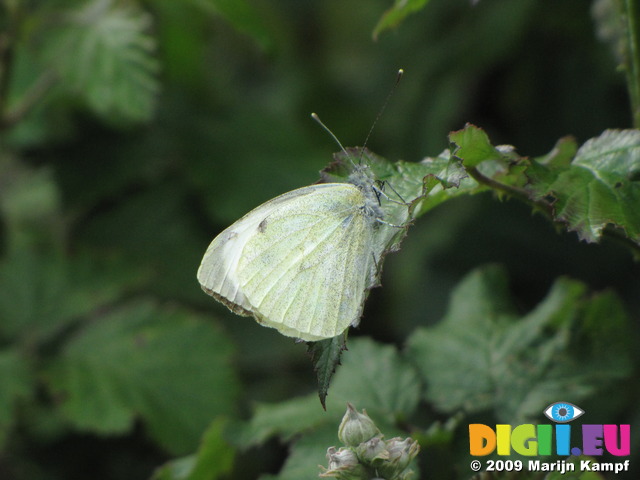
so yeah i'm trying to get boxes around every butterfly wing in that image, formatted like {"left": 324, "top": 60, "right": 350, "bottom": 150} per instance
{"left": 197, "top": 183, "right": 375, "bottom": 341}
{"left": 197, "top": 185, "right": 335, "bottom": 315}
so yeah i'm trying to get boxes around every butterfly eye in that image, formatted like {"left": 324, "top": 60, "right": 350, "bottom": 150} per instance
{"left": 543, "top": 402, "right": 585, "bottom": 423}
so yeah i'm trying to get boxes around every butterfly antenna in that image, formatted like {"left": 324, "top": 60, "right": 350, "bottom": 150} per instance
{"left": 311, "top": 112, "right": 356, "bottom": 167}
{"left": 311, "top": 68, "right": 403, "bottom": 167}
{"left": 358, "top": 68, "right": 403, "bottom": 163}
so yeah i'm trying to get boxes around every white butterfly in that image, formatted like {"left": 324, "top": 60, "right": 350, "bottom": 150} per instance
{"left": 197, "top": 161, "right": 402, "bottom": 342}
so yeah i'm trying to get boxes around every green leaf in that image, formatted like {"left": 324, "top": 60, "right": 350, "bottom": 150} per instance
{"left": 77, "top": 183, "right": 207, "bottom": 303}
{"left": 410, "top": 148, "right": 479, "bottom": 218}
{"left": 185, "top": 0, "right": 272, "bottom": 49}
{"left": 0, "top": 158, "right": 61, "bottom": 251}
{"left": 307, "top": 333, "right": 347, "bottom": 409}
{"left": 527, "top": 129, "right": 640, "bottom": 245}
{"left": 46, "top": 0, "right": 160, "bottom": 123}
{"left": 373, "top": 0, "right": 431, "bottom": 40}
{"left": 329, "top": 338, "right": 421, "bottom": 422}
{"left": 151, "top": 418, "right": 235, "bottom": 480}
{"left": 449, "top": 123, "right": 503, "bottom": 168}
{"left": 592, "top": 0, "right": 626, "bottom": 65}
{"left": 46, "top": 301, "right": 239, "bottom": 454}
{"left": 0, "top": 248, "right": 140, "bottom": 343}
{"left": 535, "top": 136, "right": 578, "bottom": 168}
{"left": 232, "top": 394, "right": 329, "bottom": 448}
{"left": 406, "top": 265, "right": 632, "bottom": 423}
{"left": 0, "top": 348, "right": 34, "bottom": 449}
{"left": 260, "top": 425, "right": 337, "bottom": 480}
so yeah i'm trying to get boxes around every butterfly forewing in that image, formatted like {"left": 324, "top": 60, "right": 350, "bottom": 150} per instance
{"left": 197, "top": 186, "right": 325, "bottom": 313}
{"left": 197, "top": 220, "right": 260, "bottom": 315}
{"left": 197, "top": 183, "right": 377, "bottom": 341}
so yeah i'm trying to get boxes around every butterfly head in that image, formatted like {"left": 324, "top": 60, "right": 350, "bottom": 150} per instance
{"left": 348, "top": 164, "right": 383, "bottom": 220}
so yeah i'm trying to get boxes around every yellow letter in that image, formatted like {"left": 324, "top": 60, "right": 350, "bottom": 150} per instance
{"left": 511, "top": 424, "right": 537, "bottom": 455}
{"left": 496, "top": 425, "right": 511, "bottom": 455}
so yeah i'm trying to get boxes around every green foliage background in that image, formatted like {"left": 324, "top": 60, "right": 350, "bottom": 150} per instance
{"left": 0, "top": 0, "right": 638, "bottom": 479}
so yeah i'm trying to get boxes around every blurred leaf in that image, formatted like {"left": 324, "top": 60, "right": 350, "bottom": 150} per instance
{"left": 187, "top": 109, "right": 325, "bottom": 224}
{"left": 0, "top": 157, "right": 62, "bottom": 250}
{"left": 329, "top": 338, "right": 421, "bottom": 421}
{"left": 373, "top": 0, "right": 431, "bottom": 40}
{"left": 0, "top": 248, "right": 140, "bottom": 343}
{"left": 78, "top": 183, "right": 206, "bottom": 303}
{"left": 46, "top": 0, "right": 159, "bottom": 123}
{"left": 185, "top": 0, "right": 272, "bottom": 49}
{"left": 407, "top": 265, "right": 632, "bottom": 423}
{"left": 151, "top": 418, "right": 234, "bottom": 480}
{"left": 592, "top": 0, "right": 626, "bottom": 64}
{"left": 3, "top": 45, "right": 74, "bottom": 148}
{"left": 259, "top": 425, "right": 336, "bottom": 480}
{"left": 232, "top": 394, "right": 329, "bottom": 448}
{"left": 47, "top": 301, "right": 239, "bottom": 454}
{"left": 152, "top": 1, "right": 208, "bottom": 88}
{"left": 0, "top": 348, "right": 34, "bottom": 449}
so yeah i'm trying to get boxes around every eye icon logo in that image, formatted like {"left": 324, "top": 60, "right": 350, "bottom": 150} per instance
{"left": 543, "top": 402, "right": 585, "bottom": 423}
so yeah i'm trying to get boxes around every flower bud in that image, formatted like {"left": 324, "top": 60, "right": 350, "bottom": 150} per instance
{"left": 355, "top": 435, "right": 388, "bottom": 466}
{"left": 338, "top": 403, "right": 380, "bottom": 447}
{"left": 377, "top": 437, "right": 420, "bottom": 478}
{"left": 326, "top": 447, "right": 358, "bottom": 470}
{"left": 319, "top": 446, "right": 367, "bottom": 479}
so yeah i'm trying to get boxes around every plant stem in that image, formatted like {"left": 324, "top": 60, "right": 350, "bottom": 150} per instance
{"left": 468, "top": 166, "right": 640, "bottom": 255}
{"left": 0, "top": 70, "right": 58, "bottom": 130}
{"left": 465, "top": 166, "right": 554, "bottom": 218}
{"left": 623, "top": 0, "right": 640, "bottom": 128}
{"left": 0, "top": 14, "right": 16, "bottom": 121}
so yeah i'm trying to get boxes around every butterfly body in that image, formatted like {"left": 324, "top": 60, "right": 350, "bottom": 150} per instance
{"left": 197, "top": 167, "right": 384, "bottom": 341}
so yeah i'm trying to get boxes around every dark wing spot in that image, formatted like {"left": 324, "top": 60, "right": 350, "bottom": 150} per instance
{"left": 221, "top": 231, "right": 239, "bottom": 244}
{"left": 258, "top": 218, "right": 268, "bottom": 233}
